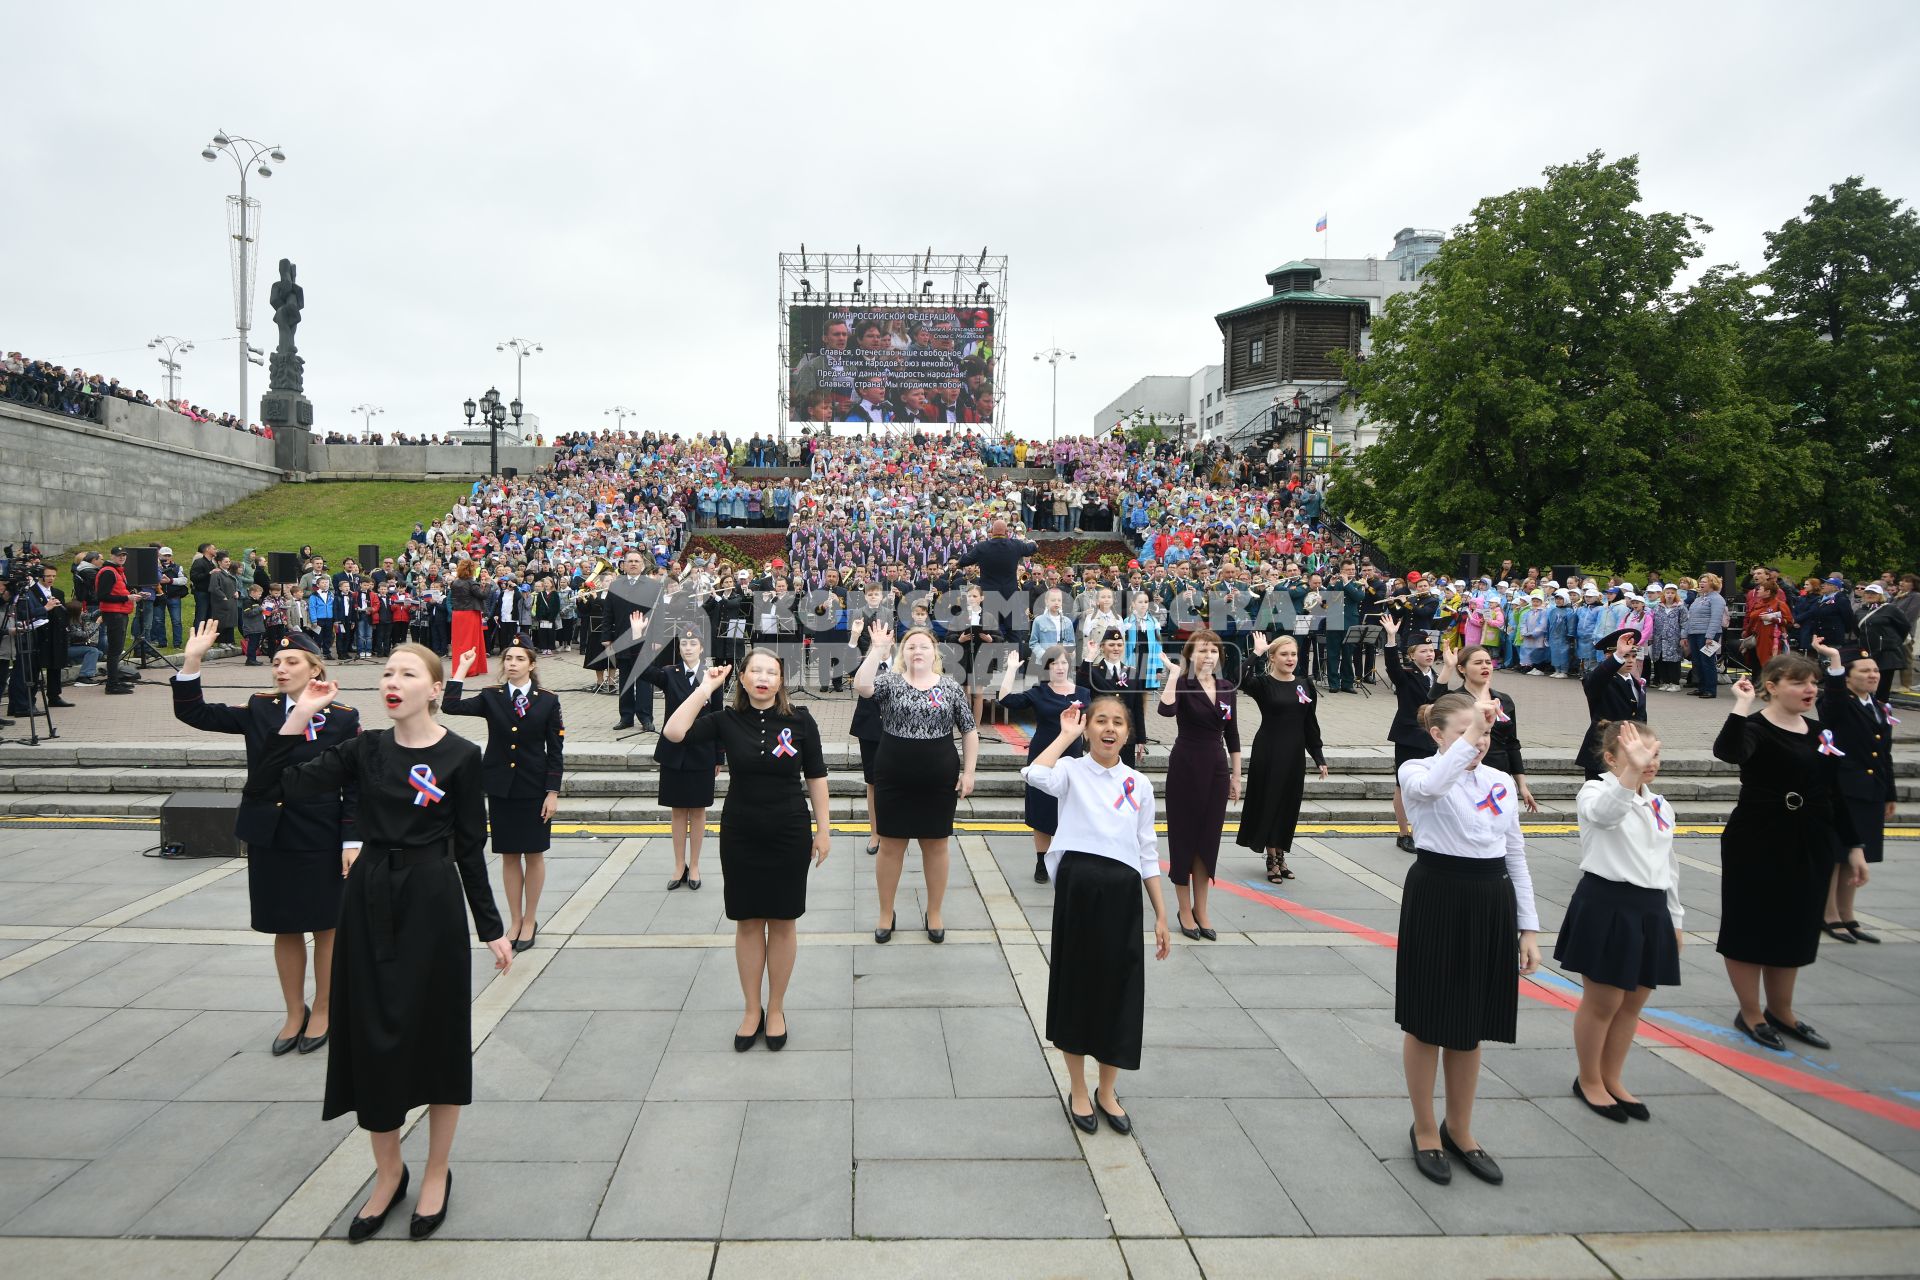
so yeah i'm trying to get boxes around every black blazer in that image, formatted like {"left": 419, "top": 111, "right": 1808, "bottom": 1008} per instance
{"left": 1817, "top": 670, "right": 1898, "bottom": 805}
{"left": 441, "top": 680, "right": 566, "bottom": 798}
{"left": 1383, "top": 642, "right": 1442, "bottom": 749}
{"left": 170, "top": 677, "right": 360, "bottom": 849}
{"left": 1576, "top": 655, "right": 1648, "bottom": 775}
{"left": 642, "top": 664, "right": 727, "bottom": 769}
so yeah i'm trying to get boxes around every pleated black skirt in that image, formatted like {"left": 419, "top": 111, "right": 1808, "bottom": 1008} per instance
{"left": 873, "top": 732, "right": 959, "bottom": 839}
{"left": 1553, "top": 871, "right": 1682, "bottom": 992}
{"left": 487, "top": 795, "right": 551, "bottom": 854}
{"left": 1045, "top": 852, "right": 1146, "bottom": 1070}
{"left": 245, "top": 843, "right": 345, "bottom": 935}
{"left": 1394, "top": 850, "right": 1519, "bottom": 1051}
{"left": 657, "top": 765, "right": 716, "bottom": 809}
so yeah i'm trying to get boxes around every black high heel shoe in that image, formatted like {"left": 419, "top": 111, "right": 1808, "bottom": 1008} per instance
{"left": 512, "top": 922, "right": 537, "bottom": 954}
{"left": 734, "top": 1012, "right": 765, "bottom": 1052}
{"left": 409, "top": 1168, "right": 452, "bottom": 1240}
{"left": 1177, "top": 917, "right": 1202, "bottom": 941}
{"left": 874, "top": 916, "right": 895, "bottom": 944}
{"left": 348, "top": 1164, "right": 409, "bottom": 1242}
{"left": 272, "top": 1006, "right": 310, "bottom": 1057}
{"left": 926, "top": 914, "right": 945, "bottom": 944}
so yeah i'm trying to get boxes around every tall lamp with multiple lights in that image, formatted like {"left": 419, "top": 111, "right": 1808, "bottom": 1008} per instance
{"left": 604, "top": 405, "right": 635, "bottom": 432}
{"left": 350, "top": 403, "right": 385, "bottom": 438}
{"left": 464, "top": 386, "right": 522, "bottom": 479}
{"left": 497, "top": 338, "right": 542, "bottom": 408}
{"left": 148, "top": 335, "right": 194, "bottom": 404}
{"left": 201, "top": 129, "right": 286, "bottom": 427}
{"left": 1033, "top": 342, "right": 1075, "bottom": 444}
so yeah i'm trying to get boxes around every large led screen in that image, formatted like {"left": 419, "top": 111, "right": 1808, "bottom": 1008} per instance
{"left": 787, "top": 306, "right": 995, "bottom": 426}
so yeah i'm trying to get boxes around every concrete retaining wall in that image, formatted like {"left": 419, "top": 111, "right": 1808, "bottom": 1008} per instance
{"left": 305, "top": 443, "right": 549, "bottom": 479}
{"left": 0, "top": 400, "right": 283, "bottom": 553}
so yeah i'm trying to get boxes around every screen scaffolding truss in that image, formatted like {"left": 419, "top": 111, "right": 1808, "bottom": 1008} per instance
{"left": 777, "top": 247, "right": 1009, "bottom": 438}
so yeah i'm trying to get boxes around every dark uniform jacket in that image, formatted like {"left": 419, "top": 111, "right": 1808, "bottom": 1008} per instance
{"left": 170, "top": 676, "right": 360, "bottom": 848}
{"left": 1576, "top": 654, "right": 1649, "bottom": 777}
{"left": 641, "top": 664, "right": 727, "bottom": 770}
{"left": 1383, "top": 642, "right": 1442, "bottom": 750}
{"left": 441, "top": 680, "right": 566, "bottom": 798}
{"left": 1818, "top": 670, "right": 1898, "bottom": 806}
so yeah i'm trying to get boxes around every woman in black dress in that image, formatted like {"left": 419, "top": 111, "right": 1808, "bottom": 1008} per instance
{"left": 171, "top": 622, "right": 357, "bottom": 1055}
{"left": 1236, "top": 633, "right": 1328, "bottom": 884}
{"left": 576, "top": 577, "right": 614, "bottom": 693}
{"left": 1380, "top": 611, "right": 1454, "bottom": 853}
{"left": 444, "top": 637, "right": 564, "bottom": 952}
{"left": 1452, "top": 645, "right": 1538, "bottom": 813}
{"left": 1715, "top": 657, "right": 1867, "bottom": 1052}
{"left": 662, "top": 650, "right": 831, "bottom": 1051}
{"left": 640, "top": 621, "right": 725, "bottom": 888}
{"left": 996, "top": 645, "right": 1090, "bottom": 885}
{"left": 1156, "top": 629, "right": 1240, "bottom": 942}
{"left": 273, "top": 643, "right": 513, "bottom": 1241}
{"left": 854, "top": 626, "right": 980, "bottom": 943}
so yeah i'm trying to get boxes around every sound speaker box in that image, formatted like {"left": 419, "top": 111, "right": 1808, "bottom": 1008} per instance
{"left": 502, "top": 467, "right": 518, "bottom": 480}
{"left": 358, "top": 544, "right": 381, "bottom": 570}
{"left": 124, "top": 546, "right": 160, "bottom": 588}
{"left": 1456, "top": 553, "right": 1481, "bottom": 585}
{"left": 160, "top": 793, "right": 246, "bottom": 860}
{"left": 1552, "top": 564, "right": 1578, "bottom": 587}
{"left": 1705, "top": 560, "right": 1738, "bottom": 596}
{"left": 268, "top": 552, "right": 302, "bottom": 584}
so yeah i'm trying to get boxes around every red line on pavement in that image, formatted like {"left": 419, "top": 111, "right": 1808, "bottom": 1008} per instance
{"left": 1198, "top": 871, "right": 1920, "bottom": 1133}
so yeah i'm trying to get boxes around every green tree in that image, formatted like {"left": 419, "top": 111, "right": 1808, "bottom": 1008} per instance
{"left": 1329, "top": 152, "right": 1789, "bottom": 571}
{"left": 1745, "top": 177, "right": 1920, "bottom": 574}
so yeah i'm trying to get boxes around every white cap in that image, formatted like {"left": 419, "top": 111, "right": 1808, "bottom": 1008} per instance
{"left": 1865, "top": 582, "right": 1887, "bottom": 595}
{"left": 158, "top": 546, "right": 173, "bottom": 557}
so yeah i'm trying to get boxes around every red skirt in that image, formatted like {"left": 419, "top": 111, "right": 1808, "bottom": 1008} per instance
{"left": 450, "top": 611, "right": 488, "bottom": 675}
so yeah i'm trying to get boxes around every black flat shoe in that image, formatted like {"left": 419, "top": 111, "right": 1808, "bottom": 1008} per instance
{"left": 765, "top": 1016, "right": 787, "bottom": 1052}
{"left": 926, "top": 915, "right": 945, "bottom": 944}
{"left": 1034, "top": 856, "right": 1049, "bottom": 884}
{"left": 1765, "top": 1010, "right": 1831, "bottom": 1050}
{"left": 1096, "top": 1098, "right": 1132, "bottom": 1134}
{"left": 1573, "top": 1079, "right": 1627, "bottom": 1123}
{"left": 1842, "top": 920, "right": 1880, "bottom": 944}
{"left": 272, "top": 1006, "right": 310, "bottom": 1057}
{"left": 348, "top": 1164, "right": 408, "bottom": 1242}
{"left": 1439, "top": 1121, "right": 1503, "bottom": 1185}
{"left": 866, "top": 841, "right": 880, "bottom": 857}
{"left": 734, "top": 1013, "right": 765, "bottom": 1053}
{"left": 1067, "top": 1102, "right": 1099, "bottom": 1135}
{"left": 1409, "top": 1125, "right": 1450, "bottom": 1185}
{"left": 1822, "top": 920, "right": 1858, "bottom": 944}
{"left": 408, "top": 1168, "right": 451, "bottom": 1240}
{"left": 1735, "top": 1013, "right": 1787, "bottom": 1052}
{"left": 1395, "top": 835, "right": 1416, "bottom": 854}
{"left": 1609, "top": 1094, "right": 1652, "bottom": 1121}
{"left": 874, "top": 917, "right": 895, "bottom": 944}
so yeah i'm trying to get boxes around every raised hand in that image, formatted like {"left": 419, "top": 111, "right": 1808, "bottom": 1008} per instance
{"left": 869, "top": 626, "right": 895, "bottom": 658}
{"left": 454, "top": 647, "right": 478, "bottom": 679}
{"left": 1616, "top": 722, "right": 1659, "bottom": 774}
{"left": 1731, "top": 674, "right": 1757, "bottom": 711}
{"left": 182, "top": 619, "right": 220, "bottom": 664}
{"left": 702, "top": 663, "right": 732, "bottom": 690}
{"left": 1380, "top": 612, "right": 1399, "bottom": 640}
{"left": 1059, "top": 703, "right": 1085, "bottom": 738}
{"left": 1251, "top": 632, "right": 1270, "bottom": 657}
{"left": 293, "top": 677, "right": 338, "bottom": 719}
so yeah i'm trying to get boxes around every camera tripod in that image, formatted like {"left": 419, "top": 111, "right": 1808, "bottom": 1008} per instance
{"left": 2, "top": 565, "right": 57, "bottom": 746}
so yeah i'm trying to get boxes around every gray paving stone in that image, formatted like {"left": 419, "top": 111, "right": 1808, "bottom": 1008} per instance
{"left": 470, "top": 1009, "right": 593, "bottom": 1100}
{"left": 1141, "top": 958, "right": 1240, "bottom": 1009}
{"left": 1256, "top": 1009, "right": 1413, "bottom": 1097}
{"left": 721, "top": 1100, "right": 851, "bottom": 1239}
{"left": 329, "top": 1160, "right": 617, "bottom": 1240}
{"left": 578, "top": 890, "right": 666, "bottom": 934}
{"left": 134, "top": 1104, "right": 355, "bottom": 1237}
{"left": 0, "top": 1096, "right": 162, "bottom": 1158}
{"left": 177, "top": 1040, "right": 331, "bottom": 1102}
{"left": 1228, "top": 1097, "right": 1436, "bottom": 1236}
{"left": 685, "top": 944, "right": 852, "bottom": 1011}
{"left": 1214, "top": 970, "right": 1394, "bottom": 1010}
{"left": 514, "top": 948, "right": 706, "bottom": 1011}
{"left": 1190, "top": 944, "right": 1368, "bottom": 976}
{"left": 1127, "top": 1045, "right": 1316, "bottom": 1099}
{"left": 543, "top": 1011, "right": 676, "bottom": 1101}
{"left": 81, "top": 1009, "right": 270, "bottom": 1101}
{"left": 649, "top": 1048, "right": 852, "bottom": 1102}
{"left": 402, "top": 1100, "right": 640, "bottom": 1164}
{"left": 0, "top": 1157, "right": 82, "bottom": 1225}
{"left": 852, "top": 943, "right": 1018, "bottom": 1007}
{"left": 594, "top": 1100, "right": 745, "bottom": 1239}
{"left": 941, "top": 1005, "right": 1057, "bottom": 1098}
{"left": 108, "top": 1099, "right": 266, "bottom": 1164}
{"left": 0, "top": 941, "right": 146, "bottom": 1004}
{"left": 41, "top": 943, "right": 223, "bottom": 1007}
{"left": 854, "top": 1097, "right": 1082, "bottom": 1160}
{"left": 854, "top": 1158, "right": 1109, "bottom": 1238}
{"left": 1386, "top": 1153, "right": 1688, "bottom": 1234}
{"left": 0, "top": 1006, "right": 194, "bottom": 1098}
{"left": 2, "top": 1150, "right": 202, "bottom": 1235}
{"left": 210, "top": 1238, "right": 313, "bottom": 1280}
{"left": 1144, "top": 1005, "right": 1278, "bottom": 1049}
{"left": 1330, "top": 1096, "right": 1593, "bottom": 1160}
{"left": 128, "top": 970, "right": 289, "bottom": 1013}
{"left": 853, "top": 1007, "right": 952, "bottom": 1099}
{"left": 1126, "top": 1097, "right": 1309, "bottom": 1236}
{"left": 1478, "top": 1045, "right": 1716, "bottom": 1099}
{"left": 0, "top": 1004, "right": 111, "bottom": 1074}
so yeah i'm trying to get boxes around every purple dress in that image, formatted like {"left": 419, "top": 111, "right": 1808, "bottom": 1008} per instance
{"left": 1158, "top": 676, "right": 1240, "bottom": 885}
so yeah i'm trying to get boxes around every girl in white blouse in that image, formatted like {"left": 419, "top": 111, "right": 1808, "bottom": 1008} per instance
{"left": 1395, "top": 692, "right": 1541, "bottom": 1189}
{"left": 1559, "top": 721, "right": 1681, "bottom": 1124}
{"left": 1025, "top": 697, "right": 1171, "bottom": 1137}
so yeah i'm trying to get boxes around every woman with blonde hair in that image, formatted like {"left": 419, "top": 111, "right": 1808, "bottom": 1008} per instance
{"left": 1236, "top": 632, "right": 1328, "bottom": 885}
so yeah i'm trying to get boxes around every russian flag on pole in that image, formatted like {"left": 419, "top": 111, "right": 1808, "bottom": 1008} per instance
{"left": 1315, "top": 213, "right": 1328, "bottom": 232}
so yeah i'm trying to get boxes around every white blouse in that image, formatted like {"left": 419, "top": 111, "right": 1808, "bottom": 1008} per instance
{"left": 1397, "top": 736, "right": 1540, "bottom": 931}
{"left": 1575, "top": 777, "right": 1683, "bottom": 927}
{"left": 1023, "top": 755, "right": 1159, "bottom": 884}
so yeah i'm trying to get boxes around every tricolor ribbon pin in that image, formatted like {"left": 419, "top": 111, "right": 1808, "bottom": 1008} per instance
{"left": 1817, "top": 729, "right": 1845, "bottom": 757}
{"left": 1219, "top": 701, "right": 1233, "bottom": 720}
{"left": 1651, "top": 797, "right": 1670, "bottom": 832}
{"left": 1883, "top": 704, "right": 1901, "bottom": 726}
{"left": 771, "top": 727, "right": 799, "bottom": 758}
{"left": 514, "top": 693, "right": 528, "bottom": 718}
{"left": 1296, "top": 685, "right": 1312, "bottom": 704}
{"left": 1112, "top": 776, "right": 1140, "bottom": 811}
{"left": 304, "top": 710, "right": 327, "bottom": 741}
{"left": 1473, "top": 782, "right": 1508, "bottom": 817}
{"left": 1494, "top": 703, "right": 1511, "bottom": 723}
{"left": 408, "top": 763, "right": 446, "bottom": 807}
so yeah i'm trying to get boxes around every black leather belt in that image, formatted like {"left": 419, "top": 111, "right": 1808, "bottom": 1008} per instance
{"left": 363, "top": 843, "right": 448, "bottom": 962}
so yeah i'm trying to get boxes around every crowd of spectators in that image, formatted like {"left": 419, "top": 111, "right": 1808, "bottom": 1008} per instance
{"left": 3, "top": 349, "right": 272, "bottom": 437}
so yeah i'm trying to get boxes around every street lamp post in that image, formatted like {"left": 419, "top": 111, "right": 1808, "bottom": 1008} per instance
{"left": 497, "top": 338, "right": 542, "bottom": 410}
{"left": 350, "top": 403, "right": 384, "bottom": 438}
{"left": 147, "top": 335, "right": 194, "bottom": 403}
{"left": 476, "top": 386, "right": 502, "bottom": 480}
{"left": 1032, "top": 342, "right": 1075, "bottom": 445}
{"left": 201, "top": 129, "right": 286, "bottom": 426}
{"left": 604, "top": 405, "right": 635, "bottom": 432}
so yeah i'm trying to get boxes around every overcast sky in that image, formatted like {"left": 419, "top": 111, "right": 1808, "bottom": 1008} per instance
{"left": 7, "top": 1, "right": 1917, "bottom": 441}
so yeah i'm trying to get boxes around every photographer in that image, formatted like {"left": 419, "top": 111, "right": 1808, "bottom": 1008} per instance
{"left": 93, "top": 547, "right": 138, "bottom": 694}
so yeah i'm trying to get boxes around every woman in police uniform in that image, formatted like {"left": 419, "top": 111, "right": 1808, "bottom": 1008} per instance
{"left": 446, "top": 636, "right": 564, "bottom": 952}
{"left": 171, "top": 621, "right": 358, "bottom": 1055}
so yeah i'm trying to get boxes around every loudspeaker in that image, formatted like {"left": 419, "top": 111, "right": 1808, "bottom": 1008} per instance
{"left": 124, "top": 546, "right": 160, "bottom": 588}
{"left": 1552, "top": 564, "right": 1578, "bottom": 587}
{"left": 1705, "top": 560, "right": 1738, "bottom": 596}
{"left": 502, "top": 467, "right": 518, "bottom": 480}
{"left": 160, "top": 792, "right": 246, "bottom": 860}
{"left": 1457, "top": 553, "right": 1481, "bottom": 584}
{"left": 268, "top": 552, "right": 302, "bottom": 584}
{"left": 358, "top": 544, "right": 380, "bottom": 569}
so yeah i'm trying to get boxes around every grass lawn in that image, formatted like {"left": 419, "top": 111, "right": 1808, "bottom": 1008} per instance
{"left": 95, "top": 480, "right": 471, "bottom": 570}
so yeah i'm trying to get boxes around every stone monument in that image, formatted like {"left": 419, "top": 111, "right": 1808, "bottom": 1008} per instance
{"left": 259, "top": 258, "right": 314, "bottom": 471}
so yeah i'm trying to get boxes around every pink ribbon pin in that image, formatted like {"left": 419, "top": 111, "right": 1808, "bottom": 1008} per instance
{"left": 1882, "top": 704, "right": 1901, "bottom": 726}
{"left": 408, "top": 763, "right": 445, "bottom": 807}
{"left": 1474, "top": 782, "right": 1508, "bottom": 817}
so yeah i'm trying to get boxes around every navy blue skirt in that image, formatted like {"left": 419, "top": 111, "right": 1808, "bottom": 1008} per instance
{"left": 1553, "top": 871, "right": 1681, "bottom": 992}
